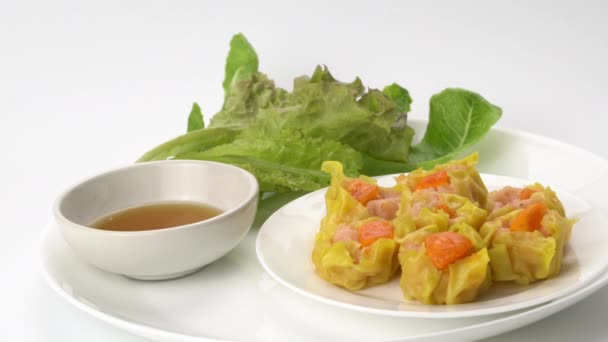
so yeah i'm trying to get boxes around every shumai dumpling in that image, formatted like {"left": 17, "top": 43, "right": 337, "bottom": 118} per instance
{"left": 396, "top": 153, "right": 488, "bottom": 207}
{"left": 399, "top": 223, "right": 491, "bottom": 305}
{"left": 393, "top": 190, "right": 488, "bottom": 239}
{"left": 317, "top": 161, "right": 370, "bottom": 235}
{"left": 312, "top": 161, "right": 401, "bottom": 290}
{"left": 480, "top": 201, "right": 574, "bottom": 285}
{"left": 319, "top": 161, "right": 403, "bottom": 234}
{"left": 313, "top": 218, "right": 400, "bottom": 291}
{"left": 486, "top": 183, "right": 566, "bottom": 221}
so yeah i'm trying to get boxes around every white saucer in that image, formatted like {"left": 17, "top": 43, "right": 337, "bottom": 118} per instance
{"left": 40, "top": 121, "right": 608, "bottom": 341}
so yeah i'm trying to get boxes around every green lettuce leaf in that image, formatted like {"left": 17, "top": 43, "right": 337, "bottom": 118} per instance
{"left": 244, "top": 66, "right": 414, "bottom": 162}
{"left": 355, "top": 88, "right": 414, "bottom": 161}
{"left": 409, "top": 88, "right": 502, "bottom": 168}
{"left": 210, "top": 72, "right": 289, "bottom": 129}
{"left": 187, "top": 102, "right": 204, "bottom": 132}
{"left": 175, "top": 154, "right": 331, "bottom": 193}
{"left": 174, "top": 130, "right": 363, "bottom": 192}
{"left": 137, "top": 127, "right": 240, "bottom": 162}
{"left": 360, "top": 154, "right": 418, "bottom": 176}
{"left": 140, "top": 33, "right": 502, "bottom": 199}
{"left": 383, "top": 83, "right": 412, "bottom": 114}
{"left": 222, "top": 33, "right": 259, "bottom": 92}
{"left": 361, "top": 88, "right": 501, "bottom": 175}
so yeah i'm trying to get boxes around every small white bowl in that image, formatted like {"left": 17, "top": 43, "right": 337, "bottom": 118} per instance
{"left": 53, "top": 160, "right": 258, "bottom": 280}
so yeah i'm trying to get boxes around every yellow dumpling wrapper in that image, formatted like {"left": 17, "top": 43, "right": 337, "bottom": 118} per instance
{"left": 486, "top": 183, "right": 566, "bottom": 221}
{"left": 446, "top": 194, "right": 488, "bottom": 230}
{"left": 393, "top": 191, "right": 487, "bottom": 241}
{"left": 398, "top": 223, "right": 491, "bottom": 305}
{"left": 312, "top": 218, "right": 400, "bottom": 291}
{"left": 394, "top": 189, "right": 449, "bottom": 236}
{"left": 396, "top": 153, "right": 488, "bottom": 207}
{"left": 313, "top": 158, "right": 575, "bottom": 303}
{"left": 480, "top": 209, "right": 574, "bottom": 284}
{"left": 319, "top": 161, "right": 370, "bottom": 235}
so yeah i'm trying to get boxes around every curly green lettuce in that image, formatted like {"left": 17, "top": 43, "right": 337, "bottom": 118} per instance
{"left": 138, "top": 33, "right": 502, "bottom": 205}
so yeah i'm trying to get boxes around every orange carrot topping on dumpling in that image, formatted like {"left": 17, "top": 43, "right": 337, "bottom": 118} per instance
{"left": 346, "top": 179, "right": 379, "bottom": 205}
{"left": 415, "top": 171, "right": 450, "bottom": 191}
{"left": 358, "top": 220, "right": 394, "bottom": 247}
{"left": 510, "top": 202, "right": 547, "bottom": 232}
{"left": 520, "top": 188, "right": 537, "bottom": 200}
{"left": 425, "top": 232, "right": 473, "bottom": 269}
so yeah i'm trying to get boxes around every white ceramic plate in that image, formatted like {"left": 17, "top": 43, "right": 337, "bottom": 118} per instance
{"left": 40, "top": 121, "right": 608, "bottom": 341}
{"left": 256, "top": 174, "right": 603, "bottom": 318}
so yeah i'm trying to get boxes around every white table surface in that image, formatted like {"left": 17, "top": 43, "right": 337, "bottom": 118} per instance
{"left": 2, "top": 0, "right": 608, "bottom": 341}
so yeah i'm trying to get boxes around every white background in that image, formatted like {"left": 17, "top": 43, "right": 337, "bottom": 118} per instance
{"left": 2, "top": 0, "right": 608, "bottom": 341}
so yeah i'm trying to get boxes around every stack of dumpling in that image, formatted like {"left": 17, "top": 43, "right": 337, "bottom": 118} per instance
{"left": 311, "top": 153, "right": 575, "bottom": 305}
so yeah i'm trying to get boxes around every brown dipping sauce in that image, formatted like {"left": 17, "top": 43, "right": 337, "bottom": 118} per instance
{"left": 90, "top": 201, "right": 223, "bottom": 231}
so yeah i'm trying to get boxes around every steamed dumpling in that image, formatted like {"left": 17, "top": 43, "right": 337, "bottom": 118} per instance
{"left": 393, "top": 189, "right": 488, "bottom": 239}
{"left": 312, "top": 161, "right": 401, "bottom": 290}
{"left": 486, "top": 183, "right": 566, "bottom": 220}
{"left": 313, "top": 218, "right": 400, "bottom": 290}
{"left": 312, "top": 156, "right": 575, "bottom": 304}
{"left": 398, "top": 223, "right": 491, "bottom": 305}
{"left": 317, "top": 161, "right": 370, "bottom": 235}
{"left": 480, "top": 202, "right": 574, "bottom": 285}
{"left": 396, "top": 153, "right": 488, "bottom": 207}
